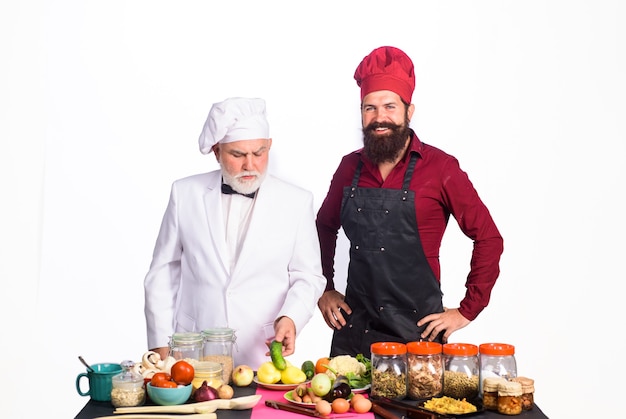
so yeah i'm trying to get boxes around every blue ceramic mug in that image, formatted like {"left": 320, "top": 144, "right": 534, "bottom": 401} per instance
{"left": 76, "top": 362, "right": 122, "bottom": 402}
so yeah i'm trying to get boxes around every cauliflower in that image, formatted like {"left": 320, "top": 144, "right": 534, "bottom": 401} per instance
{"left": 325, "top": 355, "right": 367, "bottom": 380}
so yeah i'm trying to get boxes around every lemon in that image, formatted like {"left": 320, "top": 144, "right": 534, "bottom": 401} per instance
{"left": 280, "top": 365, "right": 307, "bottom": 384}
{"left": 257, "top": 361, "right": 282, "bottom": 384}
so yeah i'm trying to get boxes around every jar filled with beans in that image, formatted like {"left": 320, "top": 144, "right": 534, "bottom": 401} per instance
{"left": 443, "top": 343, "right": 479, "bottom": 400}
{"left": 406, "top": 341, "right": 443, "bottom": 400}
{"left": 370, "top": 342, "right": 408, "bottom": 400}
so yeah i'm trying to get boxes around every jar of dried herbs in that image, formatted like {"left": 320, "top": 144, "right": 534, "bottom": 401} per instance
{"left": 370, "top": 342, "right": 407, "bottom": 400}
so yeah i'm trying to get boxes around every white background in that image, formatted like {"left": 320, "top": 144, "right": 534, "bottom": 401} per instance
{"left": 1, "top": 1, "right": 624, "bottom": 418}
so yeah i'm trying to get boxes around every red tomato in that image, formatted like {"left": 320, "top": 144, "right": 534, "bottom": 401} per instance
{"left": 159, "top": 380, "right": 179, "bottom": 388}
{"left": 171, "top": 360, "right": 195, "bottom": 385}
{"left": 150, "top": 372, "right": 172, "bottom": 387}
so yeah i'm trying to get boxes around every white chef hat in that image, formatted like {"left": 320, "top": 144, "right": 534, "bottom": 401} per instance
{"left": 198, "top": 97, "right": 270, "bottom": 154}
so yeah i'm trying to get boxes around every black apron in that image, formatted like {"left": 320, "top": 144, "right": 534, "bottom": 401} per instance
{"left": 330, "top": 154, "right": 444, "bottom": 357}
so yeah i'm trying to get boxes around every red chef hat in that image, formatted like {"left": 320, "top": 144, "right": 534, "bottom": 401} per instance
{"left": 354, "top": 46, "right": 415, "bottom": 104}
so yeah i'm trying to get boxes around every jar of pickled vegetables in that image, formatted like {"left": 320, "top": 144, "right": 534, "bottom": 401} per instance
{"left": 512, "top": 376, "right": 535, "bottom": 411}
{"left": 497, "top": 380, "right": 523, "bottom": 415}
{"left": 482, "top": 377, "right": 507, "bottom": 411}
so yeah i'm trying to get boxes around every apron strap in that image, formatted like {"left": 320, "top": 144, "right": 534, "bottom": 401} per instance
{"left": 351, "top": 160, "right": 363, "bottom": 189}
{"left": 402, "top": 153, "right": 418, "bottom": 191}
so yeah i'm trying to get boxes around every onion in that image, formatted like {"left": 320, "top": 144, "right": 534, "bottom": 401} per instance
{"left": 193, "top": 380, "right": 219, "bottom": 402}
{"left": 217, "top": 384, "right": 234, "bottom": 399}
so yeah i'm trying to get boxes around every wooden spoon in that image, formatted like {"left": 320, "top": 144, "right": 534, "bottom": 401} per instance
{"left": 113, "top": 394, "right": 262, "bottom": 415}
{"left": 96, "top": 414, "right": 216, "bottom": 419}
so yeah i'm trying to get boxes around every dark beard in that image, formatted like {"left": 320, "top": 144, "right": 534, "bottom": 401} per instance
{"left": 362, "top": 119, "right": 411, "bottom": 165}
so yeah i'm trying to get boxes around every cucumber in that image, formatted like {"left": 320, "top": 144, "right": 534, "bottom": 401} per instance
{"left": 270, "top": 340, "right": 287, "bottom": 370}
{"left": 301, "top": 360, "right": 315, "bottom": 380}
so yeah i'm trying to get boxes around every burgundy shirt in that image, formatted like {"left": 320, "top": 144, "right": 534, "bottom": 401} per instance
{"left": 316, "top": 132, "right": 504, "bottom": 321}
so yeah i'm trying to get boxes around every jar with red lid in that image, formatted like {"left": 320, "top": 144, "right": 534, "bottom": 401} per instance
{"left": 479, "top": 343, "right": 517, "bottom": 394}
{"left": 443, "top": 343, "right": 479, "bottom": 400}
{"left": 406, "top": 341, "right": 443, "bottom": 400}
{"left": 370, "top": 342, "right": 407, "bottom": 400}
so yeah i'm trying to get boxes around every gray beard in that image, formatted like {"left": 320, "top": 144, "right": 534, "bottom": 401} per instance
{"left": 220, "top": 165, "right": 267, "bottom": 195}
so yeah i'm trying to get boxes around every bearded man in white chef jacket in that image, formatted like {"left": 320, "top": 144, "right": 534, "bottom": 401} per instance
{"left": 144, "top": 97, "right": 326, "bottom": 369}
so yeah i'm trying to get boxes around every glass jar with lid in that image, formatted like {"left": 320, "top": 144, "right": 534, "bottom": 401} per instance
{"left": 370, "top": 342, "right": 408, "bottom": 400}
{"left": 497, "top": 380, "right": 523, "bottom": 415}
{"left": 511, "top": 376, "right": 535, "bottom": 411}
{"left": 406, "top": 341, "right": 443, "bottom": 400}
{"left": 169, "top": 332, "right": 204, "bottom": 362}
{"left": 201, "top": 327, "right": 236, "bottom": 384}
{"left": 110, "top": 360, "right": 145, "bottom": 408}
{"left": 191, "top": 361, "right": 223, "bottom": 394}
{"left": 479, "top": 343, "right": 517, "bottom": 394}
{"left": 482, "top": 376, "right": 507, "bottom": 411}
{"left": 443, "top": 343, "right": 479, "bottom": 400}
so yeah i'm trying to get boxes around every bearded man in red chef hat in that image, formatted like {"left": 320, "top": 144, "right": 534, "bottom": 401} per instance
{"left": 144, "top": 97, "right": 325, "bottom": 369}
{"left": 316, "top": 46, "right": 504, "bottom": 357}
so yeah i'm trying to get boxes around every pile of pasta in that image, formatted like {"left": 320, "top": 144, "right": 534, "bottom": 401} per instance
{"left": 422, "top": 396, "right": 478, "bottom": 415}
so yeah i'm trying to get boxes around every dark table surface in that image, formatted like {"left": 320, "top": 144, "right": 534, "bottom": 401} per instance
{"left": 75, "top": 384, "right": 549, "bottom": 419}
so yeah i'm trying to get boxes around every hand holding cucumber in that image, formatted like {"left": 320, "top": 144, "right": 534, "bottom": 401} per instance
{"left": 264, "top": 316, "right": 296, "bottom": 364}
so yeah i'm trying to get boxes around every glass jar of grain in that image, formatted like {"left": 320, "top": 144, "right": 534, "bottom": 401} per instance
{"left": 370, "top": 342, "right": 407, "bottom": 400}
{"left": 201, "top": 327, "right": 236, "bottom": 384}
{"left": 110, "top": 360, "right": 145, "bottom": 408}
{"left": 443, "top": 343, "right": 479, "bottom": 400}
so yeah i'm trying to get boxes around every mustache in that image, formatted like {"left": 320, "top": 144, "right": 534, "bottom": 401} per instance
{"left": 235, "top": 171, "right": 261, "bottom": 180}
{"left": 364, "top": 121, "right": 401, "bottom": 132}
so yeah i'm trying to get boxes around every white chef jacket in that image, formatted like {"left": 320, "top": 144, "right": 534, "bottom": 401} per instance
{"left": 144, "top": 170, "right": 326, "bottom": 368}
